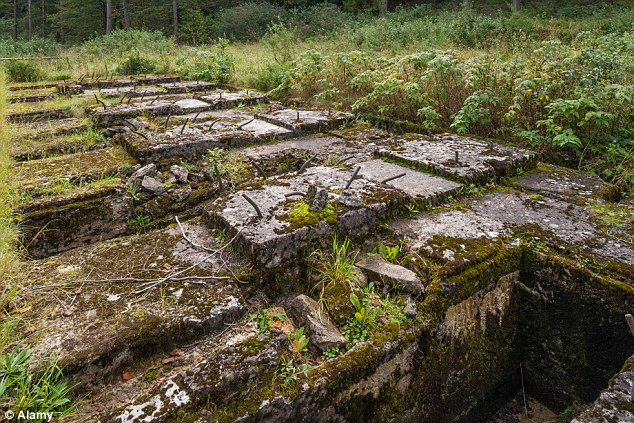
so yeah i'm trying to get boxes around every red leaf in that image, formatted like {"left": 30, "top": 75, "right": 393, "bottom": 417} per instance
{"left": 122, "top": 371, "right": 132, "bottom": 381}
{"left": 171, "top": 348, "right": 184, "bottom": 357}
{"left": 162, "top": 357, "right": 174, "bottom": 364}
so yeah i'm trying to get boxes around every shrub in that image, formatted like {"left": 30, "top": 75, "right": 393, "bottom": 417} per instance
{"left": 217, "top": 2, "right": 289, "bottom": 42}
{"left": 291, "top": 3, "right": 351, "bottom": 37}
{"left": 80, "top": 29, "right": 174, "bottom": 58}
{"left": 117, "top": 50, "right": 157, "bottom": 75}
{"left": 177, "top": 39, "right": 235, "bottom": 84}
{"left": 180, "top": 9, "right": 218, "bottom": 45}
{"left": 3, "top": 60, "right": 45, "bottom": 82}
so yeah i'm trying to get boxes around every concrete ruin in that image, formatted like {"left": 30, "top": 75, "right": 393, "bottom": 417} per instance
{"left": 5, "top": 75, "right": 633, "bottom": 422}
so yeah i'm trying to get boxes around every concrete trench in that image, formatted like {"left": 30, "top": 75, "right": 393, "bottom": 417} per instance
{"left": 6, "top": 76, "right": 633, "bottom": 422}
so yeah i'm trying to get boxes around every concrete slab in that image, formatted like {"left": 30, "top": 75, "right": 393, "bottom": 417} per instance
{"left": 471, "top": 191, "right": 633, "bottom": 267}
{"left": 15, "top": 222, "right": 247, "bottom": 389}
{"left": 514, "top": 163, "right": 607, "bottom": 199}
{"left": 358, "top": 159, "right": 462, "bottom": 203}
{"left": 158, "top": 80, "right": 217, "bottom": 94}
{"left": 119, "top": 116, "right": 293, "bottom": 163}
{"left": 204, "top": 166, "right": 406, "bottom": 267}
{"left": 198, "top": 90, "right": 269, "bottom": 108}
{"left": 255, "top": 108, "right": 354, "bottom": 133}
{"left": 378, "top": 134, "right": 536, "bottom": 184}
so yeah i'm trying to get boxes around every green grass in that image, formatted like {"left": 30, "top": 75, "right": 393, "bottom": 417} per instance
{"left": 0, "top": 72, "right": 76, "bottom": 420}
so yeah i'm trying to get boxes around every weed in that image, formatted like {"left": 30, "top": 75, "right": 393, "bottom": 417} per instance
{"left": 288, "top": 327, "right": 309, "bottom": 356}
{"left": 276, "top": 355, "right": 309, "bottom": 386}
{"left": 202, "top": 147, "right": 248, "bottom": 189}
{"left": 370, "top": 244, "right": 400, "bottom": 263}
{"left": 128, "top": 211, "right": 151, "bottom": 228}
{"left": 322, "top": 347, "right": 340, "bottom": 360}
{"left": 250, "top": 308, "right": 270, "bottom": 331}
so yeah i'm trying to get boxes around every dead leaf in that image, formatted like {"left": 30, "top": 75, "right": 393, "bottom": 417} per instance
{"left": 272, "top": 320, "right": 283, "bottom": 329}
{"left": 16, "top": 306, "right": 32, "bottom": 314}
{"left": 84, "top": 299, "right": 92, "bottom": 304}
{"left": 122, "top": 371, "right": 132, "bottom": 381}
{"left": 18, "top": 344, "right": 27, "bottom": 351}
{"left": 163, "top": 263, "right": 173, "bottom": 270}
{"left": 62, "top": 310, "right": 73, "bottom": 317}
{"left": 171, "top": 348, "right": 184, "bottom": 357}
{"left": 24, "top": 327, "right": 36, "bottom": 336}
{"left": 162, "top": 357, "right": 174, "bottom": 365}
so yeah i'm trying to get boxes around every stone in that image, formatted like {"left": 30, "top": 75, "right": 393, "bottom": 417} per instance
{"left": 338, "top": 190, "right": 362, "bottom": 208}
{"left": 129, "top": 163, "right": 159, "bottom": 189}
{"left": 403, "top": 296, "right": 417, "bottom": 318}
{"left": 305, "top": 185, "right": 328, "bottom": 212}
{"left": 356, "top": 254, "right": 425, "bottom": 296}
{"left": 169, "top": 164, "right": 189, "bottom": 184}
{"left": 288, "top": 294, "right": 347, "bottom": 352}
{"left": 170, "top": 186, "right": 192, "bottom": 203}
{"left": 141, "top": 175, "right": 167, "bottom": 195}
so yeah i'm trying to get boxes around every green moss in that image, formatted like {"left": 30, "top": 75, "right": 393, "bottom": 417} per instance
{"left": 279, "top": 200, "right": 338, "bottom": 230}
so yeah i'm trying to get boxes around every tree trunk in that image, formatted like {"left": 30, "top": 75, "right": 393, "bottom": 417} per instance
{"left": 28, "top": 0, "right": 32, "bottom": 39}
{"left": 123, "top": 0, "right": 130, "bottom": 30}
{"left": 172, "top": 0, "right": 178, "bottom": 43}
{"left": 106, "top": 0, "right": 113, "bottom": 34}
{"left": 40, "top": 0, "right": 46, "bottom": 37}
{"left": 12, "top": 0, "right": 17, "bottom": 40}
{"left": 512, "top": 0, "right": 521, "bottom": 11}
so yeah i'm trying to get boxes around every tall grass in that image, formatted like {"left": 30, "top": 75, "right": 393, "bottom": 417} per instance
{"left": 0, "top": 71, "right": 19, "bottom": 281}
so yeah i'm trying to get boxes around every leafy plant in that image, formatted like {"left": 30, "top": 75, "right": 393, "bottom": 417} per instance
{"left": 117, "top": 50, "right": 157, "bottom": 75}
{"left": 276, "top": 355, "right": 309, "bottom": 385}
{"left": 202, "top": 147, "right": 248, "bottom": 188}
{"left": 249, "top": 308, "right": 270, "bottom": 331}
{"left": 370, "top": 244, "right": 400, "bottom": 263}
{"left": 288, "top": 327, "right": 309, "bottom": 355}
{"left": 322, "top": 347, "right": 340, "bottom": 360}
{"left": 177, "top": 39, "right": 235, "bottom": 84}
{"left": 3, "top": 60, "right": 44, "bottom": 82}
{"left": 0, "top": 346, "right": 75, "bottom": 418}
{"left": 128, "top": 211, "right": 151, "bottom": 228}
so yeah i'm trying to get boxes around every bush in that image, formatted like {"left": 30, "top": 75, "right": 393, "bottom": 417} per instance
{"left": 3, "top": 60, "right": 45, "bottom": 82}
{"left": 274, "top": 30, "right": 634, "bottom": 194}
{"left": 291, "top": 3, "right": 351, "bottom": 38}
{"left": 177, "top": 39, "right": 235, "bottom": 84}
{"left": 117, "top": 50, "right": 157, "bottom": 75}
{"left": 180, "top": 9, "right": 218, "bottom": 45}
{"left": 80, "top": 29, "right": 174, "bottom": 58}
{"left": 218, "top": 2, "right": 289, "bottom": 42}
{"left": 0, "top": 36, "right": 59, "bottom": 57}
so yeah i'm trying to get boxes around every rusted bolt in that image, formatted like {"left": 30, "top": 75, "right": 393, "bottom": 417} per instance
{"left": 298, "top": 154, "right": 318, "bottom": 174}
{"left": 381, "top": 173, "right": 407, "bottom": 184}
{"left": 345, "top": 166, "right": 361, "bottom": 190}
{"left": 250, "top": 160, "right": 267, "bottom": 179}
{"left": 242, "top": 194, "right": 263, "bottom": 219}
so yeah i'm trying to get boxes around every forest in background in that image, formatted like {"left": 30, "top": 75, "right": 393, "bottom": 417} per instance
{"left": 0, "top": 0, "right": 632, "bottom": 194}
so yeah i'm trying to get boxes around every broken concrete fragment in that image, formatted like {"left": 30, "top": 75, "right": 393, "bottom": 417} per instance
{"left": 305, "top": 185, "right": 328, "bottom": 212}
{"left": 168, "top": 164, "right": 189, "bottom": 184}
{"left": 356, "top": 254, "right": 425, "bottom": 296}
{"left": 288, "top": 294, "right": 347, "bottom": 352}
{"left": 141, "top": 175, "right": 166, "bottom": 196}
{"left": 338, "top": 190, "right": 362, "bottom": 208}
{"left": 403, "top": 296, "right": 417, "bottom": 318}
{"left": 129, "top": 163, "right": 159, "bottom": 188}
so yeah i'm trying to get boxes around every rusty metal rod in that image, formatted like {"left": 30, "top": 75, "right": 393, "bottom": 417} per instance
{"left": 164, "top": 111, "right": 172, "bottom": 129}
{"left": 381, "top": 173, "right": 407, "bottom": 184}
{"left": 192, "top": 112, "right": 202, "bottom": 124}
{"left": 242, "top": 194, "right": 263, "bottom": 218}
{"left": 123, "top": 119, "right": 137, "bottom": 131}
{"left": 237, "top": 119, "right": 254, "bottom": 130}
{"left": 132, "top": 131, "right": 149, "bottom": 141}
{"left": 180, "top": 119, "right": 190, "bottom": 135}
{"left": 208, "top": 119, "right": 220, "bottom": 130}
{"left": 345, "top": 166, "right": 361, "bottom": 190}
{"left": 250, "top": 160, "right": 267, "bottom": 179}
{"left": 285, "top": 191, "right": 305, "bottom": 198}
{"left": 93, "top": 94, "right": 107, "bottom": 110}
{"left": 298, "top": 154, "right": 318, "bottom": 174}
{"left": 119, "top": 92, "right": 128, "bottom": 104}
